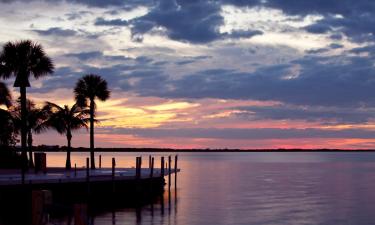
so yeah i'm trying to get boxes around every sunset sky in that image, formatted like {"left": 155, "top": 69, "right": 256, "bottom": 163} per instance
{"left": 1, "top": 0, "right": 375, "bottom": 149}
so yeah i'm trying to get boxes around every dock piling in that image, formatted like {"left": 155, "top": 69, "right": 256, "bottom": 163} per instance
{"left": 86, "top": 157, "right": 90, "bottom": 197}
{"left": 149, "top": 155, "right": 151, "bottom": 168}
{"left": 168, "top": 156, "right": 171, "bottom": 189}
{"left": 112, "top": 158, "right": 116, "bottom": 177}
{"left": 139, "top": 156, "right": 142, "bottom": 178}
{"left": 135, "top": 156, "right": 139, "bottom": 178}
{"left": 74, "top": 163, "right": 77, "bottom": 177}
{"left": 99, "top": 155, "right": 102, "bottom": 169}
{"left": 174, "top": 155, "right": 178, "bottom": 188}
{"left": 112, "top": 157, "right": 116, "bottom": 193}
{"left": 86, "top": 158, "right": 89, "bottom": 180}
{"left": 150, "top": 157, "right": 154, "bottom": 178}
{"left": 135, "top": 157, "right": 140, "bottom": 179}
{"left": 161, "top": 157, "right": 165, "bottom": 177}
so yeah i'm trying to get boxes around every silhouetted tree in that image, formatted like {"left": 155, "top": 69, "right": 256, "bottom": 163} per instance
{"left": 0, "top": 82, "right": 16, "bottom": 146}
{"left": 42, "top": 102, "right": 90, "bottom": 169}
{"left": 0, "top": 82, "right": 12, "bottom": 108}
{"left": 0, "top": 40, "right": 54, "bottom": 168}
{"left": 11, "top": 99, "right": 47, "bottom": 167}
{"left": 74, "top": 74, "right": 110, "bottom": 169}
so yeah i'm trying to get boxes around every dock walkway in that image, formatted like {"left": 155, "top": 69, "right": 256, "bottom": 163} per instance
{"left": 0, "top": 167, "right": 179, "bottom": 186}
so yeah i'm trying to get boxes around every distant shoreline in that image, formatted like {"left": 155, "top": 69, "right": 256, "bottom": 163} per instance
{"left": 23, "top": 147, "right": 375, "bottom": 153}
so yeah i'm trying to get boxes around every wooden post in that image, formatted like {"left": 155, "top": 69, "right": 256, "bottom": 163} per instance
{"left": 112, "top": 157, "right": 116, "bottom": 193}
{"left": 86, "top": 158, "right": 89, "bottom": 180}
{"left": 99, "top": 155, "right": 102, "bottom": 169}
{"left": 168, "top": 156, "right": 171, "bottom": 189}
{"left": 139, "top": 156, "right": 142, "bottom": 178}
{"left": 74, "top": 163, "right": 77, "bottom": 177}
{"left": 86, "top": 157, "right": 90, "bottom": 197}
{"left": 174, "top": 155, "right": 178, "bottom": 188}
{"left": 150, "top": 157, "right": 154, "bottom": 178}
{"left": 161, "top": 157, "right": 165, "bottom": 177}
{"left": 112, "top": 158, "right": 116, "bottom": 177}
{"left": 149, "top": 155, "right": 151, "bottom": 168}
{"left": 135, "top": 157, "right": 139, "bottom": 178}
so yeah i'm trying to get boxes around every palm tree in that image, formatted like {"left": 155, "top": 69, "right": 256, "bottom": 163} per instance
{"left": 74, "top": 74, "right": 110, "bottom": 169}
{"left": 0, "top": 82, "right": 12, "bottom": 108}
{"left": 0, "top": 82, "right": 16, "bottom": 146}
{"left": 43, "top": 102, "right": 90, "bottom": 169}
{"left": 11, "top": 99, "right": 47, "bottom": 167}
{"left": 0, "top": 40, "right": 54, "bottom": 167}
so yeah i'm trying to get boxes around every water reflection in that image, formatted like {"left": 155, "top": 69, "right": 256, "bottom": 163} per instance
{"left": 82, "top": 184, "right": 178, "bottom": 225}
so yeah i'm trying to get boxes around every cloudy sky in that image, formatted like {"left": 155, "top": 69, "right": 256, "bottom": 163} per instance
{"left": 2, "top": 0, "right": 375, "bottom": 149}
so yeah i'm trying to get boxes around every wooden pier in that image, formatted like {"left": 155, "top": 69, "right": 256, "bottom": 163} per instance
{"left": 0, "top": 155, "right": 180, "bottom": 205}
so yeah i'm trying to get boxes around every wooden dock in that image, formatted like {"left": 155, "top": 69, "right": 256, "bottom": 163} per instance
{"left": 0, "top": 155, "right": 180, "bottom": 205}
{"left": 0, "top": 155, "right": 180, "bottom": 225}
{"left": 0, "top": 167, "right": 178, "bottom": 186}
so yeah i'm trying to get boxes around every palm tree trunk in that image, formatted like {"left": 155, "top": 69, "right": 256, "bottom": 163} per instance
{"left": 90, "top": 99, "right": 95, "bottom": 169}
{"left": 20, "top": 86, "right": 28, "bottom": 170}
{"left": 66, "top": 130, "right": 72, "bottom": 170}
{"left": 27, "top": 130, "right": 34, "bottom": 168}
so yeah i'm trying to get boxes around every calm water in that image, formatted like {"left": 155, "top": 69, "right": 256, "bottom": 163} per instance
{"left": 44, "top": 152, "right": 375, "bottom": 225}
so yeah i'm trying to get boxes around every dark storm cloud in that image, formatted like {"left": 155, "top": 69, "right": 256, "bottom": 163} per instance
{"left": 100, "top": 127, "right": 375, "bottom": 140}
{"left": 128, "top": 0, "right": 225, "bottom": 43}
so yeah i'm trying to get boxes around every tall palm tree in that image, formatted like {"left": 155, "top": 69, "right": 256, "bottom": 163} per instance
{"left": 11, "top": 99, "right": 47, "bottom": 167}
{"left": 0, "top": 40, "right": 54, "bottom": 167}
{"left": 43, "top": 102, "right": 90, "bottom": 169}
{"left": 74, "top": 74, "right": 110, "bottom": 169}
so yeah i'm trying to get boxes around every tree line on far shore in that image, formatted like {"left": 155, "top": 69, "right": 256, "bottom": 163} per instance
{"left": 0, "top": 40, "right": 110, "bottom": 170}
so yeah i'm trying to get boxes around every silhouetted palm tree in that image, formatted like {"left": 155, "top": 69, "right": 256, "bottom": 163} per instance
{"left": 74, "top": 74, "right": 110, "bottom": 169}
{"left": 0, "top": 82, "right": 12, "bottom": 108}
{"left": 0, "top": 82, "right": 16, "bottom": 146}
{"left": 0, "top": 40, "right": 54, "bottom": 167}
{"left": 11, "top": 99, "right": 47, "bottom": 167}
{"left": 43, "top": 102, "right": 90, "bottom": 169}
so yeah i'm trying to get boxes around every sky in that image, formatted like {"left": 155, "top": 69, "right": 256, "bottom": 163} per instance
{"left": 1, "top": 0, "right": 375, "bottom": 149}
